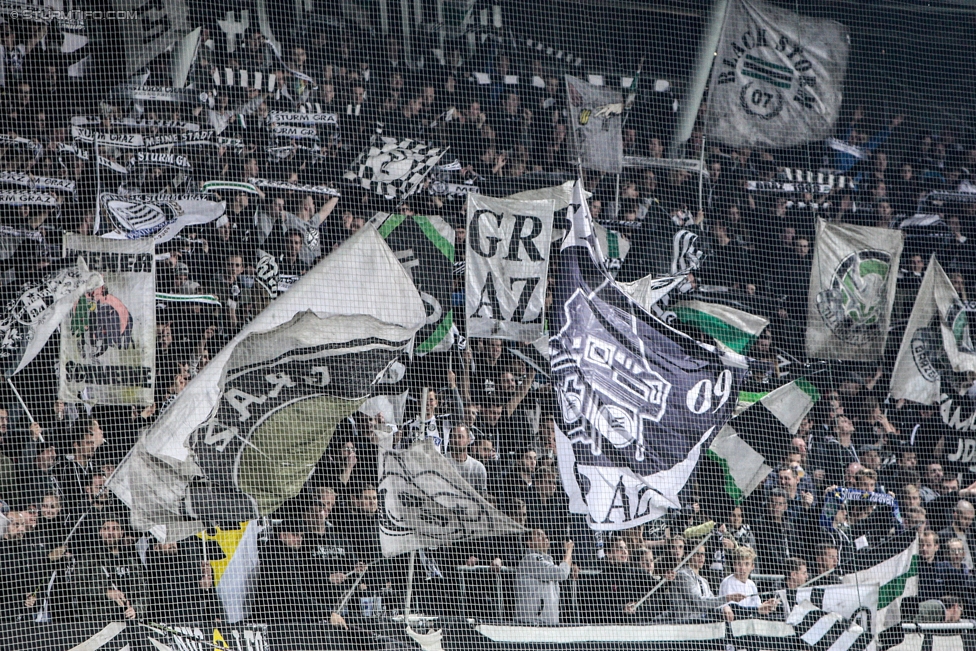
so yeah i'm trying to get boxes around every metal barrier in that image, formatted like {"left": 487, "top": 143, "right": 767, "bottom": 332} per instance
{"left": 454, "top": 565, "right": 603, "bottom": 623}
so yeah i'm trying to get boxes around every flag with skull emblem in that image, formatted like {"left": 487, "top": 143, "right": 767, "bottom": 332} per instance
{"left": 806, "top": 219, "right": 903, "bottom": 360}
{"left": 343, "top": 136, "right": 448, "bottom": 200}
{"left": 551, "top": 182, "right": 744, "bottom": 531}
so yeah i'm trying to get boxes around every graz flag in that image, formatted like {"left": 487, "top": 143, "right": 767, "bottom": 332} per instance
{"left": 565, "top": 75, "right": 624, "bottom": 173}
{"left": 378, "top": 438, "right": 526, "bottom": 557}
{"left": 60, "top": 235, "right": 156, "bottom": 405}
{"left": 0, "top": 261, "right": 103, "bottom": 377}
{"left": 109, "top": 226, "right": 425, "bottom": 541}
{"left": 806, "top": 219, "right": 903, "bottom": 360}
{"left": 373, "top": 212, "right": 456, "bottom": 354}
{"left": 552, "top": 182, "right": 744, "bottom": 530}
{"left": 466, "top": 195, "right": 554, "bottom": 342}
{"left": 890, "top": 255, "right": 976, "bottom": 405}
{"left": 705, "top": 0, "right": 849, "bottom": 148}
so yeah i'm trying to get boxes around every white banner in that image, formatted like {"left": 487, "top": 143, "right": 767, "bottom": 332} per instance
{"left": 806, "top": 220, "right": 903, "bottom": 360}
{"left": 565, "top": 75, "right": 623, "bottom": 173}
{"left": 891, "top": 256, "right": 976, "bottom": 405}
{"left": 378, "top": 438, "right": 526, "bottom": 557}
{"left": 705, "top": 0, "right": 849, "bottom": 148}
{"left": 466, "top": 195, "right": 554, "bottom": 342}
{"left": 60, "top": 235, "right": 156, "bottom": 405}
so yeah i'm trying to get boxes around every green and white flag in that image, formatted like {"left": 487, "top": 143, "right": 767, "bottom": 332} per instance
{"left": 673, "top": 300, "right": 769, "bottom": 354}
{"left": 705, "top": 0, "right": 849, "bottom": 148}
{"left": 373, "top": 212, "right": 456, "bottom": 354}
{"left": 890, "top": 256, "right": 976, "bottom": 406}
{"left": 840, "top": 536, "right": 918, "bottom": 633}
{"left": 706, "top": 379, "right": 818, "bottom": 502}
{"left": 806, "top": 219, "right": 904, "bottom": 361}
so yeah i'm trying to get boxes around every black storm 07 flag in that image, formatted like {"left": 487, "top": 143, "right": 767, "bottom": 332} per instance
{"left": 552, "top": 182, "right": 745, "bottom": 531}
{"left": 705, "top": 0, "right": 849, "bottom": 148}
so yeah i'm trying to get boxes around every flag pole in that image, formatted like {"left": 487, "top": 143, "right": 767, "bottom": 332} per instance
{"left": 404, "top": 549, "right": 417, "bottom": 620}
{"left": 7, "top": 377, "right": 37, "bottom": 424}
{"left": 670, "top": 0, "right": 730, "bottom": 158}
{"left": 634, "top": 531, "right": 714, "bottom": 610}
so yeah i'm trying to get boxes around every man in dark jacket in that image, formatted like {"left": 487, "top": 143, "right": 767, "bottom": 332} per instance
{"left": 752, "top": 490, "right": 796, "bottom": 574}
{"left": 585, "top": 537, "right": 646, "bottom": 624}
{"left": 74, "top": 518, "right": 145, "bottom": 624}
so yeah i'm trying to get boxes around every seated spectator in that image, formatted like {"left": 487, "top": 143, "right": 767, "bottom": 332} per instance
{"left": 719, "top": 547, "right": 780, "bottom": 616}
{"left": 667, "top": 544, "right": 745, "bottom": 622}
{"left": 514, "top": 529, "right": 574, "bottom": 625}
{"left": 942, "top": 538, "right": 976, "bottom": 608}
{"left": 775, "top": 557, "right": 810, "bottom": 620}
{"left": 809, "top": 544, "right": 842, "bottom": 585}
{"left": 919, "top": 531, "right": 950, "bottom": 601}
{"left": 938, "top": 500, "right": 976, "bottom": 571}
{"left": 143, "top": 540, "right": 222, "bottom": 624}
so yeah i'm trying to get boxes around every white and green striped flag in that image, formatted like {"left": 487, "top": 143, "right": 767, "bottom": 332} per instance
{"left": 673, "top": 299, "right": 770, "bottom": 354}
{"left": 706, "top": 379, "right": 819, "bottom": 502}
{"left": 840, "top": 536, "right": 919, "bottom": 634}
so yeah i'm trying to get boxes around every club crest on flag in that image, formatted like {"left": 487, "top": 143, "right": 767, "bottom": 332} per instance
{"left": 815, "top": 250, "right": 893, "bottom": 346}
{"left": 943, "top": 299, "right": 976, "bottom": 353}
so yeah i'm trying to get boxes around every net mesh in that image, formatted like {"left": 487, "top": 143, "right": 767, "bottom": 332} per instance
{"left": 0, "top": 0, "right": 968, "bottom": 650}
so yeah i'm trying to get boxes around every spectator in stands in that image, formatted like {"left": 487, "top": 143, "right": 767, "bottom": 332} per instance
{"left": 75, "top": 519, "right": 144, "bottom": 623}
{"left": 719, "top": 547, "right": 780, "bottom": 615}
{"left": 919, "top": 531, "right": 950, "bottom": 601}
{"left": 667, "top": 544, "right": 745, "bottom": 622}
{"left": 753, "top": 490, "right": 796, "bottom": 574}
{"left": 337, "top": 483, "right": 382, "bottom": 564}
{"left": 810, "top": 544, "right": 842, "bottom": 585}
{"left": 938, "top": 501, "right": 976, "bottom": 571}
{"left": 53, "top": 415, "right": 105, "bottom": 518}
{"left": 586, "top": 536, "right": 646, "bottom": 623}
{"left": 941, "top": 538, "right": 976, "bottom": 610}
{"left": 515, "top": 529, "right": 574, "bottom": 625}
{"left": 448, "top": 425, "right": 487, "bottom": 495}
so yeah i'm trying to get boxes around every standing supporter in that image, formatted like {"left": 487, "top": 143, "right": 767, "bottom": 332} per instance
{"left": 514, "top": 529, "right": 574, "bottom": 625}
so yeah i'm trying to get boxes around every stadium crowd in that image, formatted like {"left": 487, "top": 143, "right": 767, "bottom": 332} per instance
{"left": 0, "top": 8, "right": 974, "bottom": 641}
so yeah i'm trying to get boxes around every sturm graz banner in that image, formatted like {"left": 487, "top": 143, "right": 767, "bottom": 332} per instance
{"left": 466, "top": 195, "right": 554, "bottom": 342}
{"left": 705, "top": 0, "right": 850, "bottom": 148}
{"left": 59, "top": 234, "right": 156, "bottom": 405}
{"left": 552, "top": 182, "right": 745, "bottom": 530}
{"left": 806, "top": 219, "right": 903, "bottom": 361}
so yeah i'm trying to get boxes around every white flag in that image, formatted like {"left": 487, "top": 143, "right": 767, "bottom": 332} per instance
{"left": 806, "top": 220, "right": 903, "bottom": 360}
{"left": 705, "top": 0, "right": 849, "bottom": 148}
{"left": 466, "top": 195, "right": 554, "bottom": 342}
{"left": 59, "top": 235, "right": 156, "bottom": 405}
{"left": 890, "top": 256, "right": 976, "bottom": 405}
{"left": 378, "top": 438, "right": 526, "bottom": 557}
{"left": 565, "top": 75, "right": 624, "bottom": 173}
{"left": 0, "top": 261, "right": 104, "bottom": 377}
{"left": 110, "top": 225, "right": 426, "bottom": 541}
